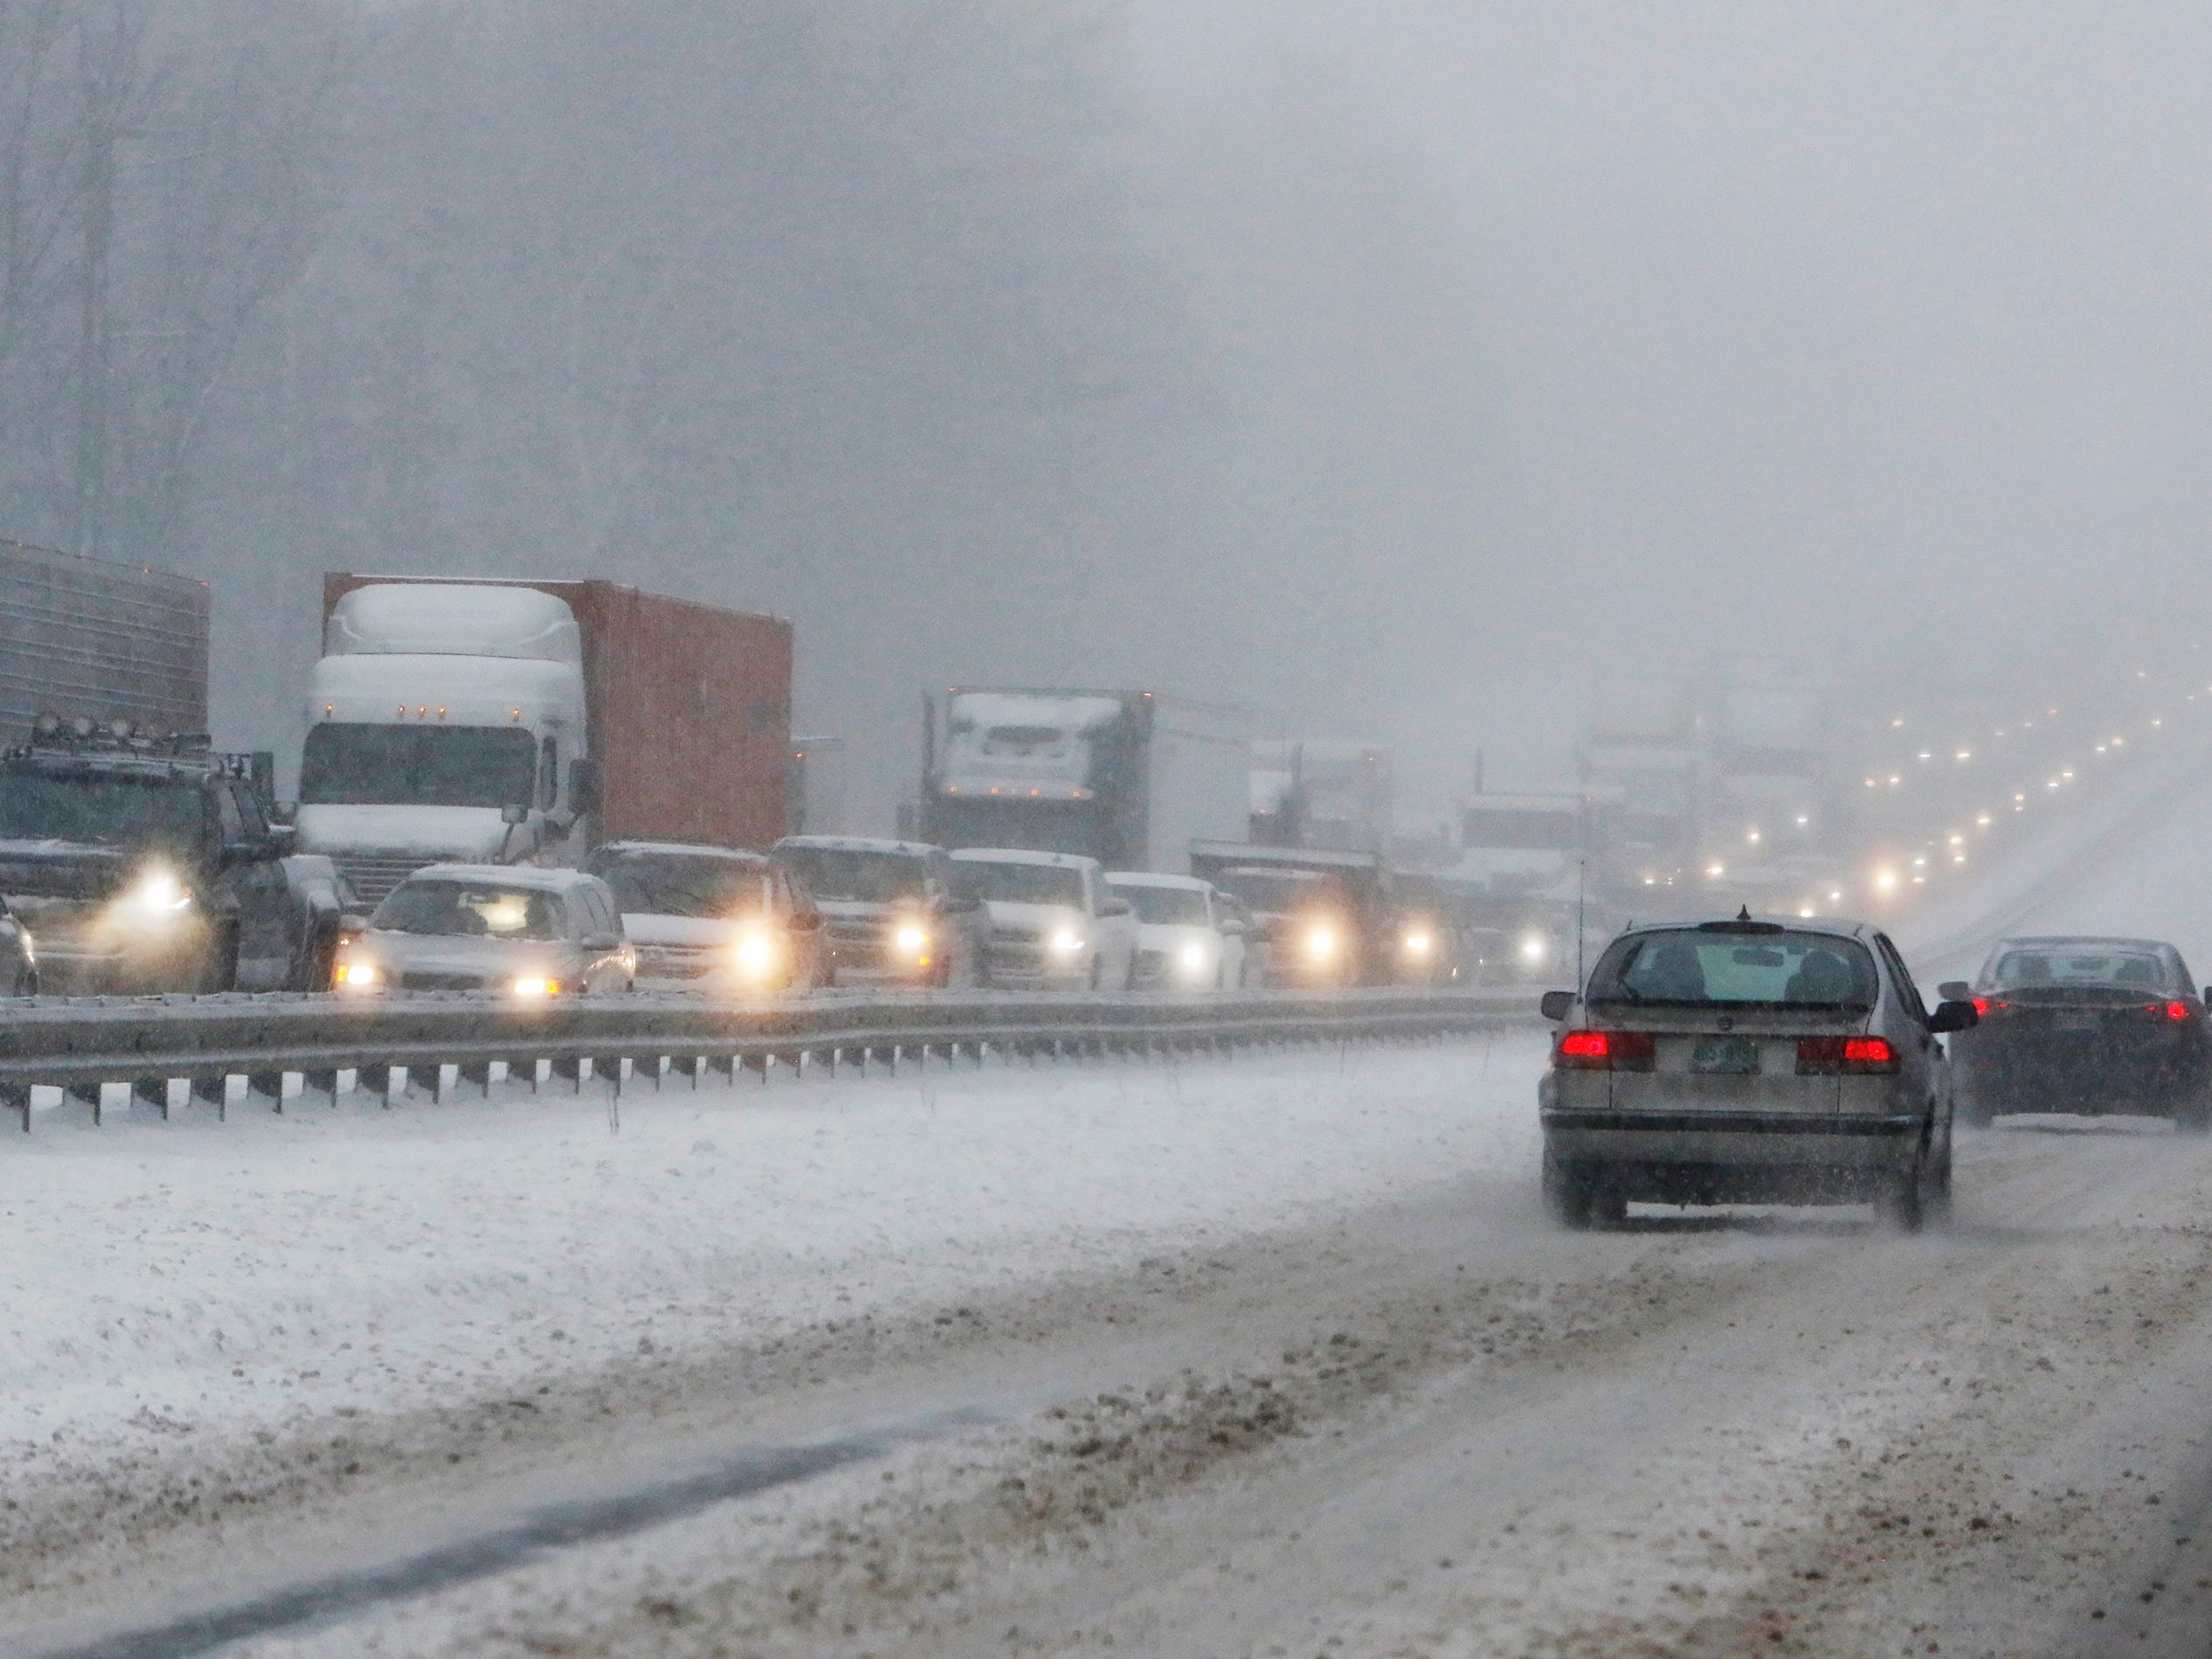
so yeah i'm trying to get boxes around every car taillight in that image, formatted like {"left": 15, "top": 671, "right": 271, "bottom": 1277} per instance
{"left": 2164, "top": 1000, "right": 2191, "bottom": 1023}
{"left": 1972, "top": 997, "right": 2007, "bottom": 1017}
{"left": 1797, "top": 1035, "right": 1899, "bottom": 1075}
{"left": 1555, "top": 1030, "right": 1656, "bottom": 1071}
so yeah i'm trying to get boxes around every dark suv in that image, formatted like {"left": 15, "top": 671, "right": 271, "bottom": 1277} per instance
{"left": 0, "top": 721, "right": 332, "bottom": 993}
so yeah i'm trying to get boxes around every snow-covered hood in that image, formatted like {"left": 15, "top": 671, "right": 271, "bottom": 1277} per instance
{"left": 982, "top": 899, "right": 1088, "bottom": 937}
{"left": 1136, "top": 921, "right": 1215, "bottom": 953}
{"left": 297, "top": 805, "right": 518, "bottom": 861}
{"left": 621, "top": 913, "right": 743, "bottom": 948}
{"left": 354, "top": 929, "right": 579, "bottom": 983}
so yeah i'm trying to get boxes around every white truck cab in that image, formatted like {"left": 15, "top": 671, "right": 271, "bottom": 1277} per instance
{"left": 297, "top": 584, "right": 591, "bottom": 904}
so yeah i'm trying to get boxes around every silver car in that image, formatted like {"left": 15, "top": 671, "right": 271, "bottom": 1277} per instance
{"left": 1537, "top": 913, "right": 1977, "bottom": 1231}
{"left": 335, "top": 864, "right": 636, "bottom": 999}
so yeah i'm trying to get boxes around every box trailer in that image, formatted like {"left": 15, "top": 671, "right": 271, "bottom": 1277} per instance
{"left": 0, "top": 538, "right": 208, "bottom": 741}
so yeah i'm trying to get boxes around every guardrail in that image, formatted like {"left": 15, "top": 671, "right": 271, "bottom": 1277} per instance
{"left": 0, "top": 986, "right": 1538, "bottom": 1132}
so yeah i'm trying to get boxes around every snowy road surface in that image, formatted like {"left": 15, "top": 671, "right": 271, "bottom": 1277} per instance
{"left": 11, "top": 778, "right": 2212, "bottom": 1655}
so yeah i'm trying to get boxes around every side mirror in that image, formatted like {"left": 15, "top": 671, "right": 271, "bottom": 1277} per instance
{"left": 1539, "top": 989, "right": 1577, "bottom": 1022}
{"left": 1937, "top": 980, "right": 1972, "bottom": 1003}
{"left": 2202, "top": 985, "right": 2212, "bottom": 1007}
{"left": 568, "top": 757, "right": 601, "bottom": 814}
{"left": 501, "top": 803, "right": 530, "bottom": 826}
{"left": 580, "top": 930, "right": 624, "bottom": 952}
{"left": 338, "top": 911, "right": 370, "bottom": 937}
{"left": 1218, "top": 917, "right": 1247, "bottom": 937}
{"left": 1929, "top": 999, "right": 1980, "bottom": 1034}
{"left": 1098, "top": 896, "right": 1133, "bottom": 918}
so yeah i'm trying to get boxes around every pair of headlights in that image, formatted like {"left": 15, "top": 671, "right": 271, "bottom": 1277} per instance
{"left": 335, "top": 963, "right": 563, "bottom": 997}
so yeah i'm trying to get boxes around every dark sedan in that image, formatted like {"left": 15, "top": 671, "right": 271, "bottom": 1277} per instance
{"left": 1942, "top": 936, "right": 2212, "bottom": 1130}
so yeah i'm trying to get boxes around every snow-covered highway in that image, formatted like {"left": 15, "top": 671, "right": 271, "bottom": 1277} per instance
{"left": 14, "top": 776, "right": 2212, "bottom": 1656}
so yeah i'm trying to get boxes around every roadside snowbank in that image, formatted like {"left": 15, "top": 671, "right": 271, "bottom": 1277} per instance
{"left": 0, "top": 1035, "right": 1547, "bottom": 1464}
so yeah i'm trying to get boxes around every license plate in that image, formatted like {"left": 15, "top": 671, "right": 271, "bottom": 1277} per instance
{"left": 2055, "top": 1012, "right": 2102, "bottom": 1032}
{"left": 1690, "top": 1036, "right": 1760, "bottom": 1075}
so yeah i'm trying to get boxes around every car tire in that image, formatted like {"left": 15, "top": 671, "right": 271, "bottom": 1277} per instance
{"left": 1543, "top": 1149, "right": 1623, "bottom": 1229}
{"left": 9, "top": 967, "right": 32, "bottom": 999}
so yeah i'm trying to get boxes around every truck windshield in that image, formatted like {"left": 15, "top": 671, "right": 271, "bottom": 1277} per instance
{"left": 371, "top": 880, "right": 565, "bottom": 940}
{"left": 957, "top": 861, "right": 1085, "bottom": 906}
{"left": 301, "top": 724, "right": 537, "bottom": 809}
{"left": 0, "top": 768, "right": 203, "bottom": 850}
{"left": 777, "top": 847, "right": 928, "bottom": 904}
{"left": 1587, "top": 929, "right": 1878, "bottom": 1011}
{"left": 591, "top": 854, "right": 770, "bottom": 918}
{"left": 1462, "top": 809, "right": 1580, "bottom": 851}
{"left": 1111, "top": 882, "right": 1209, "bottom": 924}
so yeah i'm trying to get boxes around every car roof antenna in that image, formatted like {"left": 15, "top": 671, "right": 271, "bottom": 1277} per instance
{"left": 1737, "top": 904, "right": 1752, "bottom": 923}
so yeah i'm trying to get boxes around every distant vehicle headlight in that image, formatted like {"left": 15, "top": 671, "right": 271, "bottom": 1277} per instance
{"left": 734, "top": 933, "right": 777, "bottom": 975}
{"left": 1179, "top": 942, "right": 1210, "bottom": 978}
{"left": 1048, "top": 927, "right": 1085, "bottom": 956}
{"left": 1518, "top": 932, "right": 1550, "bottom": 964}
{"left": 511, "top": 976, "right": 560, "bottom": 998}
{"left": 1402, "top": 931, "right": 1433, "bottom": 956}
{"left": 335, "top": 962, "right": 380, "bottom": 988}
{"left": 894, "top": 923, "right": 930, "bottom": 956}
{"left": 1305, "top": 925, "right": 1338, "bottom": 961}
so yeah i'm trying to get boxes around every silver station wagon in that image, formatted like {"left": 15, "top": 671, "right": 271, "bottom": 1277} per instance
{"left": 1538, "top": 913, "right": 1977, "bottom": 1231}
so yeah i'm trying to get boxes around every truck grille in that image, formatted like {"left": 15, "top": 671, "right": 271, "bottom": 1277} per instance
{"left": 331, "top": 854, "right": 438, "bottom": 906}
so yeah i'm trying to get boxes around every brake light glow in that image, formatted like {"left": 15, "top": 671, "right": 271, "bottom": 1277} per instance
{"left": 2166, "top": 1000, "right": 2191, "bottom": 1023}
{"left": 1796, "top": 1035, "right": 1899, "bottom": 1075}
{"left": 1555, "top": 1030, "right": 1656, "bottom": 1071}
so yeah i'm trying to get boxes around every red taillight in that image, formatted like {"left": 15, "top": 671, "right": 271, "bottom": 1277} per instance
{"left": 1797, "top": 1035, "right": 1899, "bottom": 1075}
{"left": 1555, "top": 1030, "right": 1656, "bottom": 1071}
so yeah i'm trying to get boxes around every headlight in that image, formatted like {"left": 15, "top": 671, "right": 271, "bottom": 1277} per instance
{"left": 511, "top": 976, "right": 560, "bottom": 998}
{"left": 1518, "top": 933, "right": 1550, "bottom": 964}
{"left": 119, "top": 868, "right": 193, "bottom": 916}
{"left": 1179, "top": 942, "right": 1209, "bottom": 978}
{"left": 1402, "top": 931, "right": 1433, "bottom": 956}
{"left": 734, "top": 933, "right": 776, "bottom": 974}
{"left": 1048, "top": 927, "right": 1085, "bottom": 956}
{"left": 336, "top": 962, "right": 380, "bottom": 988}
{"left": 1305, "top": 925, "right": 1338, "bottom": 961}
{"left": 894, "top": 923, "right": 930, "bottom": 955}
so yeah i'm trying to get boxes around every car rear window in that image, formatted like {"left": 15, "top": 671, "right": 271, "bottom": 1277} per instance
{"left": 1587, "top": 929, "right": 1878, "bottom": 1010}
{"left": 1990, "top": 948, "right": 2168, "bottom": 990}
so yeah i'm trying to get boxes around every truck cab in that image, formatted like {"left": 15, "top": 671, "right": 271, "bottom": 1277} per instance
{"left": 298, "top": 584, "right": 591, "bottom": 904}
{"left": 0, "top": 719, "right": 321, "bottom": 992}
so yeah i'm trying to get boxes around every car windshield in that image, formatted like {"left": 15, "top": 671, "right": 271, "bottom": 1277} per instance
{"left": 301, "top": 724, "right": 538, "bottom": 810}
{"left": 1588, "top": 928, "right": 1879, "bottom": 1009}
{"left": 371, "top": 881, "right": 565, "bottom": 940}
{"left": 591, "top": 854, "right": 769, "bottom": 918}
{"left": 1991, "top": 948, "right": 2169, "bottom": 990}
{"left": 1112, "top": 882, "right": 1210, "bottom": 924}
{"left": 0, "top": 767, "right": 204, "bottom": 851}
{"left": 957, "top": 860, "right": 1084, "bottom": 906}
{"left": 778, "top": 847, "right": 928, "bottom": 904}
